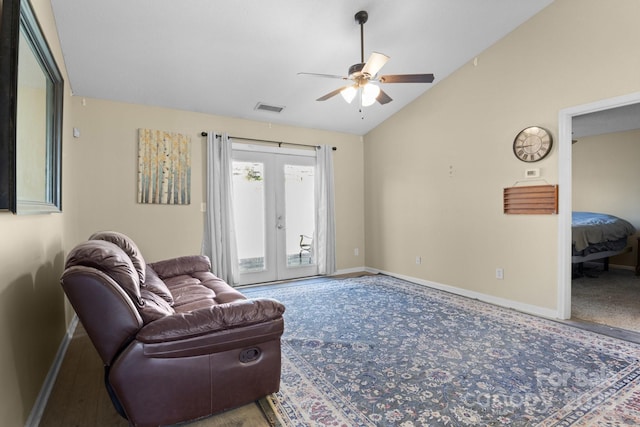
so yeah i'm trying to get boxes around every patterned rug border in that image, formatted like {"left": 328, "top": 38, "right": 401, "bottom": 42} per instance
{"left": 244, "top": 274, "right": 640, "bottom": 426}
{"left": 258, "top": 395, "right": 285, "bottom": 427}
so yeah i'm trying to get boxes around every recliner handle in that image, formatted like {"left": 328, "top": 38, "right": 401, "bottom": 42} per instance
{"left": 239, "top": 347, "right": 261, "bottom": 363}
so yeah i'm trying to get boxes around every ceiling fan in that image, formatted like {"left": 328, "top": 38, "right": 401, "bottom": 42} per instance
{"left": 299, "top": 10, "right": 435, "bottom": 108}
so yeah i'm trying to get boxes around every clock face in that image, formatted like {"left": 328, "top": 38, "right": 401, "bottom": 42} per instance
{"left": 513, "top": 126, "right": 553, "bottom": 162}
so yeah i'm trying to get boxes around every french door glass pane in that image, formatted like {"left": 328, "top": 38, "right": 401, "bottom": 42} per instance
{"left": 284, "top": 164, "right": 315, "bottom": 267}
{"left": 232, "top": 161, "right": 265, "bottom": 272}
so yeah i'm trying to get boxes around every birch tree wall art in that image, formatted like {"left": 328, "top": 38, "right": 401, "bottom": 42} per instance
{"left": 137, "top": 128, "right": 191, "bottom": 204}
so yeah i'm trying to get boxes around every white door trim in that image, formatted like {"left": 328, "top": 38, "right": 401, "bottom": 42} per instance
{"left": 557, "top": 91, "right": 640, "bottom": 319}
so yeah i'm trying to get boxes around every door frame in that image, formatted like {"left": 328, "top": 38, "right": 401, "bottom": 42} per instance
{"left": 556, "top": 91, "right": 640, "bottom": 319}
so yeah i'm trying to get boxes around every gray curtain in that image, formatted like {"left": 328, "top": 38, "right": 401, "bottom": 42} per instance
{"left": 202, "top": 132, "right": 239, "bottom": 284}
{"left": 315, "top": 145, "right": 336, "bottom": 275}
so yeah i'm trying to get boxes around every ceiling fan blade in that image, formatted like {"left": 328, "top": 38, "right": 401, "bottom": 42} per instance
{"left": 316, "top": 86, "right": 350, "bottom": 101}
{"left": 376, "top": 89, "right": 393, "bottom": 105}
{"left": 379, "top": 73, "right": 435, "bottom": 84}
{"left": 298, "top": 72, "right": 347, "bottom": 80}
{"left": 362, "top": 52, "right": 390, "bottom": 77}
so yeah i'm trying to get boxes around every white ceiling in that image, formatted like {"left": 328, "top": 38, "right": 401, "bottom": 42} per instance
{"left": 51, "top": 0, "right": 555, "bottom": 135}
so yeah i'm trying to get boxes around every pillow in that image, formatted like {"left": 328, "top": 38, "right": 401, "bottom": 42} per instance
{"left": 90, "top": 231, "right": 146, "bottom": 283}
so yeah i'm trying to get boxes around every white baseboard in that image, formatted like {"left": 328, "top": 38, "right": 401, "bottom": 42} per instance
{"left": 25, "top": 315, "right": 79, "bottom": 427}
{"left": 332, "top": 266, "right": 367, "bottom": 276}
{"left": 366, "top": 268, "right": 560, "bottom": 319}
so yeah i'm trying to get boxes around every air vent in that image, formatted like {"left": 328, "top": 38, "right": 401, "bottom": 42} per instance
{"left": 254, "top": 102, "right": 285, "bottom": 113}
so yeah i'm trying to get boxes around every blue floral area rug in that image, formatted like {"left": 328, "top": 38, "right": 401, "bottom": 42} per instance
{"left": 242, "top": 275, "right": 640, "bottom": 426}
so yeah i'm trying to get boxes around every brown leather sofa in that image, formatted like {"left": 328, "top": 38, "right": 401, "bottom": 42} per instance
{"left": 60, "top": 231, "right": 285, "bottom": 427}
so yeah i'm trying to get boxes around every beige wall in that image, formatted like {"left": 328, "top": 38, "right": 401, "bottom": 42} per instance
{"left": 0, "top": 0, "right": 71, "bottom": 425}
{"left": 364, "top": 0, "right": 640, "bottom": 311}
{"left": 573, "top": 129, "right": 640, "bottom": 267}
{"left": 65, "top": 97, "right": 365, "bottom": 267}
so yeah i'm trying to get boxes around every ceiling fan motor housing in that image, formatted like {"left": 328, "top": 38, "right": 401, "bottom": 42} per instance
{"left": 355, "top": 10, "right": 368, "bottom": 25}
{"left": 348, "top": 63, "right": 366, "bottom": 78}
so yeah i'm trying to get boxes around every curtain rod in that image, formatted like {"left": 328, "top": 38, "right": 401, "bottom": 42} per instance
{"left": 200, "top": 132, "right": 337, "bottom": 151}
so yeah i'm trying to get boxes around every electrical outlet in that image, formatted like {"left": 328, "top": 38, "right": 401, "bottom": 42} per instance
{"left": 416, "top": 256, "right": 422, "bottom": 265}
{"left": 496, "top": 268, "right": 504, "bottom": 280}
{"left": 354, "top": 248, "right": 359, "bottom": 256}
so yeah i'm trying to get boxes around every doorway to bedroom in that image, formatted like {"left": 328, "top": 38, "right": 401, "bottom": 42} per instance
{"left": 232, "top": 147, "right": 318, "bottom": 285}
{"left": 559, "top": 92, "right": 640, "bottom": 337}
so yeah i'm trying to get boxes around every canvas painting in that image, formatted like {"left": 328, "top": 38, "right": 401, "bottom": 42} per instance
{"left": 137, "top": 128, "right": 191, "bottom": 204}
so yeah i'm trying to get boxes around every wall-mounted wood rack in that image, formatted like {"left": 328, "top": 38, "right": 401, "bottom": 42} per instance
{"left": 503, "top": 184, "right": 558, "bottom": 214}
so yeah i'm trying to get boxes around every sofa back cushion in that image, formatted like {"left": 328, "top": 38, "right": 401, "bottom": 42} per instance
{"left": 90, "top": 231, "right": 146, "bottom": 283}
{"left": 144, "top": 266, "right": 174, "bottom": 305}
{"left": 65, "top": 240, "right": 142, "bottom": 304}
{"left": 139, "top": 288, "right": 175, "bottom": 322}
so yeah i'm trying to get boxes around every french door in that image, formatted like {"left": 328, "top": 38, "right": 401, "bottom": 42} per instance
{"left": 232, "top": 146, "right": 318, "bottom": 285}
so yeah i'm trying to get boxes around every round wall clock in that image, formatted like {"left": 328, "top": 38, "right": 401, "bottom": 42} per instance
{"left": 513, "top": 126, "right": 553, "bottom": 162}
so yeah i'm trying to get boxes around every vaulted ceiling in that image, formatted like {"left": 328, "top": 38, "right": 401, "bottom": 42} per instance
{"left": 51, "top": 0, "right": 555, "bottom": 135}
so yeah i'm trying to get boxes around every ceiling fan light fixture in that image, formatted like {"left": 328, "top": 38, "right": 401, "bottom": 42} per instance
{"left": 299, "top": 10, "right": 434, "bottom": 110}
{"left": 361, "top": 82, "right": 380, "bottom": 107}
{"left": 341, "top": 86, "right": 357, "bottom": 103}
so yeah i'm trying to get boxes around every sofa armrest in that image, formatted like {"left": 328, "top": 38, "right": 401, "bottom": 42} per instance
{"left": 136, "top": 298, "right": 285, "bottom": 343}
{"left": 149, "top": 255, "right": 212, "bottom": 279}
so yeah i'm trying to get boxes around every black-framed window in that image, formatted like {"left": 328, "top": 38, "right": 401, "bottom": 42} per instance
{"left": 1, "top": 0, "right": 63, "bottom": 214}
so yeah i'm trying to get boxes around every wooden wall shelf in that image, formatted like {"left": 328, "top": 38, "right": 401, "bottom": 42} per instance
{"left": 503, "top": 184, "right": 558, "bottom": 214}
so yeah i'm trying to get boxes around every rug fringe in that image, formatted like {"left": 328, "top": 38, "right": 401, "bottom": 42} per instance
{"left": 258, "top": 394, "right": 285, "bottom": 427}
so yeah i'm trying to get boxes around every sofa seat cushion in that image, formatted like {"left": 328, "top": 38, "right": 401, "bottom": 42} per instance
{"left": 171, "top": 299, "right": 219, "bottom": 313}
{"left": 154, "top": 268, "right": 248, "bottom": 316}
{"left": 171, "top": 284, "right": 217, "bottom": 309}
{"left": 163, "top": 275, "right": 202, "bottom": 289}
{"left": 192, "top": 272, "right": 247, "bottom": 304}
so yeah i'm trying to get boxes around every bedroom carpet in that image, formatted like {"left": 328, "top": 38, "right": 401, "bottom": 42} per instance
{"left": 571, "top": 264, "right": 640, "bottom": 333}
{"left": 243, "top": 274, "right": 640, "bottom": 426}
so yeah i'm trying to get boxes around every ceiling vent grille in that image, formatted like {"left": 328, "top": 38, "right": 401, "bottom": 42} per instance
{"left": 255, "top": 102, "right": 285, "bottom": 113}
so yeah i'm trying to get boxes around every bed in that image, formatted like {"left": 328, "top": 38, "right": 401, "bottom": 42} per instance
{"left": 572, "top": 211, "right": 636, "bottom": 273}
